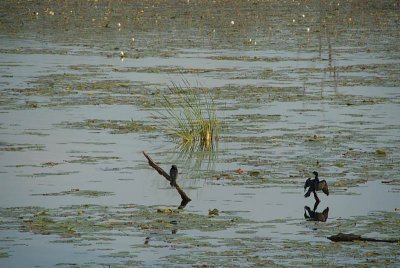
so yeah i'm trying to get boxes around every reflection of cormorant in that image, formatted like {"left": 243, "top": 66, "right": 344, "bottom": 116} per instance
{"left": 304, "top": 205, "right": 329, "bottom": 222}
{"left": 304, "top": 171, "right": 329, "bottom": 203}
{"left": 170, "top": 165, "right": 178, "bottom": 187}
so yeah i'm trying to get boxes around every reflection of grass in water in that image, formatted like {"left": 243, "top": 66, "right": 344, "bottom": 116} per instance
{"left": 157, "top": 80, "right": 220, "bottom": 152}
{"left": 176, "top": 140, "right": 219, "bottom": 171}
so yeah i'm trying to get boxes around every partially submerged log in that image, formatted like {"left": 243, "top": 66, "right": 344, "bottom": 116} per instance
{"left": 142, "top": 151, "right": 191, "bottom": 209}
{"left": 328, "top": 233, "right": 399, "bottom": 243}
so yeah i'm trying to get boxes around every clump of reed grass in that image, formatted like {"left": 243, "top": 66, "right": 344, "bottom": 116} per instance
{"left": 157, "top": 81, "right": 219, "bottom": 150}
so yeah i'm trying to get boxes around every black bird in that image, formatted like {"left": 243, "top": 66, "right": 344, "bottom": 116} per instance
{"left": 304, "top": 171, "right": 329, "bottom": 203}
{"left": 169, "top": 165, "right": 178, "bottom": 187}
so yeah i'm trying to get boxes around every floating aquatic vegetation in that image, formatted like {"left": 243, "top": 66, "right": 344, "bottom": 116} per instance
{"left": 32, "top": 189, "right": 114, "bottom": 197}
{"left": 208, "top": 55, "right": 318, "bottom": 62}
{"left": 0, "top": 143, "right": 45, "bottom": 152}
{"left": 16, "top": 171, "right": 80, "bottom": 178}
{"left": 0, "top": 204, "right": 253, "bottom": 242}
{"left": 66, "top": 155, "right": 120, "bottom": 164}
{"left": 375, "top": 149, "right": 387, "bottom": 156}
{"left": 334, "top": 162, "right": 345, "bottom": 168}
{"left": 157, "top": 208, "right": 176, "bottom": 214}
{"left": 208, "top": 208, "right": 219, "bottom": 217}
{"left": 112, "top": 66, "right": 234, "bottom": 74}
{"left": 21, "top": 131, "right": 49, "bottom": 136}
{"left": 0, "top": 251, "right": 9, "bottom": 258}
{"left": 73, "top": 80, "right": 131, "bottom": 92}
{"left": 41, "top": 161, "right": 59, "bottom": 167}
{"left": 58, "top": 119, "right": 156, "bottom": 134}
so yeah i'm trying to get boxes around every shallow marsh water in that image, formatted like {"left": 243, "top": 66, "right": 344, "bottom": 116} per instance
{"left": 1, "top": 0, "right": 400, "bottom": 267}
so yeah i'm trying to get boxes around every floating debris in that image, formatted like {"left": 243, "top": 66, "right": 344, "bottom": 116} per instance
{"left": 157, "top": 208, "right": 175, "bottom": 214}
{"left": 208, "top": 208, "right": 219, "bottom": 217}
{"left": 235, "top": 168, "right": 245, "bottom": 175}
{"left": 375, "top": 149, "right": 387, "bottom": 156}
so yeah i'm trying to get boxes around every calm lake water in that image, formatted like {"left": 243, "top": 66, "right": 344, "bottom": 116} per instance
{"left": 1, "top": 1, "right": 399, "bottom": 267}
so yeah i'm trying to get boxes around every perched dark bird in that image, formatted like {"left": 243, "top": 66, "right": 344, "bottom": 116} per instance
{"left": 169, "top": 165, "right": 178, "bottom": 187}
{"left": 304, "top": 171, "right": 329, "bottom": 203}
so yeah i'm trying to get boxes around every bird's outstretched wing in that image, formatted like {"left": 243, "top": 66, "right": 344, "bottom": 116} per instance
{"left": 304, "top": 187, "right": 313, "bottom": 198}
{"left": 304, "top": 178, "right": 312, "bottom": 191}
{"left": 319, "top": 180, "right": 329, "bottom": 196}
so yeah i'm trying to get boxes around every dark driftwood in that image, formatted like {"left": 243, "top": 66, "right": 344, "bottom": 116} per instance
{"left": 142, "top": 151, "right": 191, "bottom": 209}
{"left": 328, "top": 233, "right": 399, "bottom": 243}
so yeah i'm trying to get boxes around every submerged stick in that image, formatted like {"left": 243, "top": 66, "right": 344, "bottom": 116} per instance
{"left": 142, "top": 151, "right": 191, "bottom": 208}
{"left": 328, "top": 233, "right": 399, "bottom": 243}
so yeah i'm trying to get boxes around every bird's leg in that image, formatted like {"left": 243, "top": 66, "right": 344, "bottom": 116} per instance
{"left": 313, "top": 199, "right": 320, "bottom": 211}
{"left": 313, "top": 190, "right": 320, "bottom": 204}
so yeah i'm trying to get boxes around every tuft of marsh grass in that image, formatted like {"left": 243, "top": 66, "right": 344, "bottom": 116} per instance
{"left": 156, "top": 80, "right": 219, "bottom": 151}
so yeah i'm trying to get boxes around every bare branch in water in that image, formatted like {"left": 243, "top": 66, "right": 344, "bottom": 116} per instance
{"left": 142, "top": 151, "right": 191, "bottom": 208}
